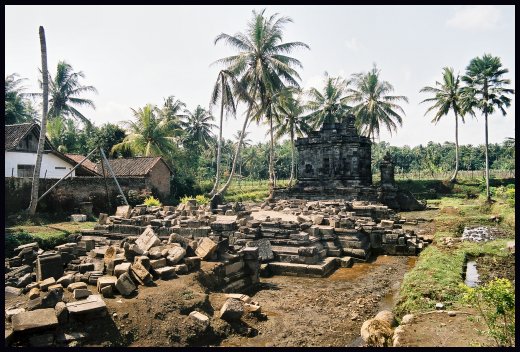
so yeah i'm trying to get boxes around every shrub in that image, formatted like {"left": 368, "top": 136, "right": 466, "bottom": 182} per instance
{"left": 195, "top": 194, "right": 210, "bottom": 205}
{"left": 144, "top": 196, "right": 162, "bottom": 207}
{"left": 460, "top": 278, "right": 515, "bottom": 347}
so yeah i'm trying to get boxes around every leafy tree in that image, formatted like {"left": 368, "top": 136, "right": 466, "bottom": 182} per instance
{"left": 5, "top": 73, "right": 38, "bottom": 124}
{"left": 347, "top": 64, "right": 408, "bottom": 141}
{"left": 33, "top": 61, "right": 97, "bottom": 127}
{"left": 420, "top": 67, "right": 472, "bottom": 183}
{"left": 111, "top": 104, "right": 177, "bottom": 157}
{"left": 180, "top": 105, "right": 216, "bottom": 150}
{"left": 208, "top": 70, "right": 239, "bottom": 196}
{"left": 213, "top": 8, "right": 309, "bottom": 199}
{"left": 305, "top": 72, "right": 350, "bottom": 128}
{"left": 273, "top": 88, "right": 311, "bottom": 186}
{"left": 461, "top": 54, "right": 515, "bottom": 200}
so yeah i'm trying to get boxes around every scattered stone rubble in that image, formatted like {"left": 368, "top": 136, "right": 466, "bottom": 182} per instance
{"left": 461, "top": 226, "right": 495, "bottom": 242}
{"left": 5, "top": 197, "right": 429, "bottom": 346}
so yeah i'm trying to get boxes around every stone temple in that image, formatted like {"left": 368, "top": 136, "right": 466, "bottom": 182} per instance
{"left": 276, "top": 114, "right": 424, "bottom": 211}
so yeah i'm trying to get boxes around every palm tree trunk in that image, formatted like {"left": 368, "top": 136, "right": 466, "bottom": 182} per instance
{"left": 268, "top": 113, "right": 275, "bottom": 199}
{"left": 216, "top": 108, "right": 251, "bottom": 197}
{"left": 450, "top": 111, "right": 460, "bottom": 183}
{"left": 209, "top": 99, "right": 225, "bottom": 196}
{"left": 484, "top": 111, "right": 490, "bottom": 201}
{"left": 289, "top": 128, "right": 295, "bottom": 187}
{"left": 28, "top": 26, "right": 49, "bottom": 216}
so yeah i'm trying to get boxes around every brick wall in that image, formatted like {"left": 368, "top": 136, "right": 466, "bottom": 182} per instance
{"left": 146, "top": 161, "right": 171, "bottom": 199}
{"left": 5, "top": 176, "right": 148, "bottom": 216}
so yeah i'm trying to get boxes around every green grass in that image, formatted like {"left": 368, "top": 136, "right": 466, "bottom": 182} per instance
{"left": 5, "top": 221, "right": 96, "bottom": 257}
{"left": 395, "top": 180, "right": 515, "bottom": 318}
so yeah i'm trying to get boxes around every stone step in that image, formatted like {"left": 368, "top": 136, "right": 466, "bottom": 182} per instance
{"left": 267, "top": 257, "right": 339, "bottom": 277}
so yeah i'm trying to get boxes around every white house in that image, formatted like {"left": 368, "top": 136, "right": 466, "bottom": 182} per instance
{"left": 4, "top": 123, "right": 98, "bottom": 178}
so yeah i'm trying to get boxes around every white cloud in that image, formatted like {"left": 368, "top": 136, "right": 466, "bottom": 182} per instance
{"left": 345, "top": 37, "right": 359, "bottom": 51}
{"left": 446, "top": 5, "right": 501, "bottom": 31}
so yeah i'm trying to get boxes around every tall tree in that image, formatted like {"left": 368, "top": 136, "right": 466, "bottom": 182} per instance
{"left": 180, "top": 105, "right": 216, "bottom": 150}
{"left": 28, "top": 26, "right": 49, "bottom": 216}
{"left": 273, "top": 88, "right": 311, "bottom": 187}
{"left": 461, "top": 54, "right": 515, "bottom": 201}
{"left": 208, "top": 70, "right": 239, "bottom": 196}
{"left": 213, "top": 9, "right": 309, "bottom": 199}
{"left": 347, "top": 64, "right": 408, "bottom": 141}
{"left": 35, "top": 60, "right": 97, "bottom": 126}
{"left": 420, "top": 67, "right": 471, "bottom": 183}
{"left": 305, "top": 72, "right": 350, "bottom": 128}
{"left": 5, "top": 73, "right": 38, "bottom": 124}
{"left": 111, "top": 104, "right": 177, "bottom": 157}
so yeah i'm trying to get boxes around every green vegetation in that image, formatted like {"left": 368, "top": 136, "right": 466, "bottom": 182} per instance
{"left": 144, "top": 195, "right": 162, "bottom": 207}
{"left": 461, "top": 278, "right": 515, "bottom": 347}
{"left": 395, "top": 180, "right": 515, "bottom": 319}
{"left": 5, "top": 221, "right": 96, "bottom": 257}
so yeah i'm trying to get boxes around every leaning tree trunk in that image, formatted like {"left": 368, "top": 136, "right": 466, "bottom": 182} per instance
{"left": 215, "top": 108, "right": 251, "bottom": 198}
{"left": 28, "top": 26, "right": 49, "bottom": 216}
{"left": 268, "top": 112, "right": 275, "bottom": 199}
{"left": 289, "top": 128, "right": 295, "bottom": 187}
{"left": 450, "top": 111, "right": 460, "bottom": 183}
{"left": 209, "top": 99, "right": 225, "bottom": 196}
{"left": 484, "top": 111, "right": 490, "bottom": 201}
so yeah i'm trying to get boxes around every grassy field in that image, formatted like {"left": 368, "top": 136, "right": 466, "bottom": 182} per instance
{"left": 394, "top": 179, "right": 515, "bottom": 318}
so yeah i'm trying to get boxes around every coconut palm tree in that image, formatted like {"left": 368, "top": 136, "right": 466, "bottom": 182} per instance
{"left": 420, "top": 67, "right": 472, "bottom": 183}
{"left": 213, "top": 8, "right": 309, "bottom": 199}
{"left": 111, "top": 104, "right": 177, "bottom": 157}
{"left": 5, "top": 73, "right": 38, "bottom": 124}
{"left": 305, "top": 72, "right": 350, "bottom": 128}
{"left": 34, "top": 60, "right": 97, "bottom": 126}
{"left": 181, "top": 105, "right": 216, "bottom": 150}
{"left": 232, "top": 130, "right": 252, "bottom": 178}
{"left": 347, "top": 64, "right": 408, "bottom": 141}
{"left": 461, "top": 54, "right": 515, "bottom": 201}
{"left": 208, "top": 70, "right": 240, "bottom": 196}
{"left": 273, "top": 88, "right": 311, "bottom": 187}
{"left": 28, "top": 26, "right": 49, "bottom": 216}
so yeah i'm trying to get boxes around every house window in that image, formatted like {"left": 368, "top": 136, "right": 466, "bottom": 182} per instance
{"left": 17, "top": 164, "right": 35, "bottom": 177}
{"left": 55, "top": 166, "right": 66, "bottom": 170}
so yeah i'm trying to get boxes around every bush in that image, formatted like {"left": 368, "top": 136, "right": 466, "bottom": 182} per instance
{"left": 460, "top": 278, "right": 515, "bottom": 347}
{"left": 195, "top": 194, "right": 209, "bottom": 205}
{"left": 5, "top": 230, "right": 68, "bottom": 257}
{"left": 144, "top": 195, "right": 162, "bottom": 207}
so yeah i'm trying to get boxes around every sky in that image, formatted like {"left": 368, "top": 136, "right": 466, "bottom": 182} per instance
{"left": 5, "top": 5, "right": 515, "bottom": 147}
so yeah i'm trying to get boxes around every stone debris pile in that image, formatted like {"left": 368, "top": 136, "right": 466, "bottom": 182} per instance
{"left": 461, "top": 226, "right": 495, "bottom": 242}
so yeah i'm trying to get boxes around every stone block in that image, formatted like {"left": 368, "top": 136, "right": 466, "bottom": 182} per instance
{"left": 114, "top": 262, "right": 132, "bottom": 277}
{"left": 36, "top": 252, "right": 64, "bottom": 281}
{"left": 5, "top": 308, "right": 25, "bottom": 322}
{"left": 71, "top": 214, "right": 87, "bottom": 222}
{"left": 154, "top": 266, "right": 177, "bottom": 280}
{"left": 5, "top": 286, "right": 22, "bottom": 298}
{"left": 98, "top": 213, "right": 108, "bottom": 225}
{"left": 73, "top": 288, "right": 91, "bottom": 300}
{"left": 189, "top": 311, "right": 209, "bottom": 328}
{"left": 150, "top": 258, "right": 167, "bottom": 269}
{"left": 97, "top": 276, "right": 117, "bottom": 293}
{"left": 103, "top": 246, "right": 117, "bottom": 265}
{"left": 55, "top": 301, "right": 68, "bottom": 324}
{"left": 135, "top": 226, "right": 161, "bottom": 252}
{"left": 312, "top": 215, "right": 324, "bottom": 225}
{"left": 39, "top": 277, "right": 56, "bottom": 291}
{"left": 67, "top": 282, "right": 88, "bottom": 292}
{"left": 240, "top": 247, "right": 259, "bottom": 261}
{"left": 134, "top": 256, "right": 151, "bottom": 270}
{"left": 166, "top": 246, "right": 186, "bottom": 265}
{"left": 16, "top": 272, "right": 33, "bottom": 288}
{"left": 225, "top": 261, "right": 244, "bottom": 275}
{"left": 66, "top": 295, "right": 107, "bottom": 320}
{"left": 195, "top": 237, "right": 217, "bottom": 260}
{"left": 130, "top": 262, "right": 153, "bottom": 284}
{"left": 219, "top": 298, "right": 244, "bottom": 321}
{"left": 28, "top": 333, "right": 55, "bottom": 347}
{"left": 115, "top": 272, "right": 136, "bottom": 296}
{"left": 100, "top": 285, "right": 114, "bottom": 298}
{"left": 115, "top": 205, "right": 132, "bottom": 219}
{"left": 247, "top": 239, "right": 274, "bottom": 262}
{"left": 12, "top": 308, "right": 58, "bottom": 332}
{"left": 56, "top": 274, "right": 74, "bottom": 288}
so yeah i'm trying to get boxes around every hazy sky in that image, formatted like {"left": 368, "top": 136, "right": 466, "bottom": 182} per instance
{"left": 5, "top": 5, "right": 515, "bottom": 147}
